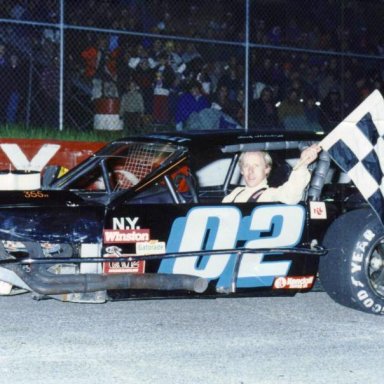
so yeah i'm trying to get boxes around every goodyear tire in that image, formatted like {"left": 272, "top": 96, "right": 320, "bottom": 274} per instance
{"left": 319, "top": 208, "right": 384, "bottom": 315}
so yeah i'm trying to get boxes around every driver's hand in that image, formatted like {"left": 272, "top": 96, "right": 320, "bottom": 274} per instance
{"left": 300, "top": 144, "right": 322, "bottom": 165}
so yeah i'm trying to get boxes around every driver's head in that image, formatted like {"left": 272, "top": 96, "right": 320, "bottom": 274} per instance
{"left": 239, "top": 151, "right": 272, "bottom": 188}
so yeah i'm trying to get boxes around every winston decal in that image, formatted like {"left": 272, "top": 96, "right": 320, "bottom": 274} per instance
{"left": 103, "top": 229, "right": 150, "bottom": 244}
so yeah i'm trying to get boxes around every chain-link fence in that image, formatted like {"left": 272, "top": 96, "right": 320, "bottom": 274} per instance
{"left": 0, "top": 0, "right": 383, "bottom": 135}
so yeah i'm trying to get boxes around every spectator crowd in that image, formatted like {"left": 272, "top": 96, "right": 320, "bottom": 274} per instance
{"left": 0, "top": 0, "right": 384, "bottom": 132}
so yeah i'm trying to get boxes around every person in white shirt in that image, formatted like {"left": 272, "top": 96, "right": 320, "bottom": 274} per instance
{"left": 222, "top": 144, "right": 321, "bottom": 204}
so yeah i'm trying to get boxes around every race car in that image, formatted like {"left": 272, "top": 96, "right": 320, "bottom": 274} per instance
{"left": 0, "top": 130, "right": 382, "bottom": 315}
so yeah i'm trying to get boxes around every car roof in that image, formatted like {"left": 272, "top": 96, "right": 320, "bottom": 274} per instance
{"left": 113, "top": 129, "right": 325, "bottom": 152}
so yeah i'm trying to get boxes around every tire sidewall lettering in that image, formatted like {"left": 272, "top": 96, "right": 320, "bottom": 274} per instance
{"left": 351, "top": 227, "right": 384, "bottom": 314}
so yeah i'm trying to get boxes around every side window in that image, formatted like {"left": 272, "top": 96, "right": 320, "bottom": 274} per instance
{"left": 196, "top": 158, "right": 238, "bottom": 187}
{"left": 67, "top": 166, "right": 105, "bottom": 191}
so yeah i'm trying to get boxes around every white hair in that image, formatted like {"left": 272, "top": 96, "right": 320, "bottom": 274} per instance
{"left": 238, "top": 151, "right": 273, "bottom": 169}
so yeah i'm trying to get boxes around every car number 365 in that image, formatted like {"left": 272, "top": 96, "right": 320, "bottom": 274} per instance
{"left": 159, "top": 205, "right": 306, "bottom": 290}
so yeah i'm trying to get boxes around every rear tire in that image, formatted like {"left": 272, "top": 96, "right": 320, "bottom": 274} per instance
{"left": 319, "top": 208, "right": 384, "bottom": 315}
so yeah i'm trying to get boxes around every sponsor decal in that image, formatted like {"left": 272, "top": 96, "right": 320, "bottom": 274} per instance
{"left": 103, "top": 246, "right": 145, "bottom": 274}
{"left": 0, "top": 143, "right": 60, "bottom": 171}
{"left": 309, "top": 201, "right": 327, "bottom": 219}
{"left": 0, "top": 140, "right": 104, "bottom": 172}
{"left": 159, "top": 205, "right": 306, "bottom": 290}
{"left": 112, "top": 217, "right": 140, "bottom": 230}
{"left": 136, "top": 241, "right": 166, "bottom": 255}
{"left": 350, "top": 229, "right": 375, "bottom": 279}
{"left": 24, "top": 191, "right": 49, "bottom": 199}
{"left": 273, "top": 275, "right": 315, "bottom": 290}
{"left": 103, "top": 229, "right": 150, "bottom": 244}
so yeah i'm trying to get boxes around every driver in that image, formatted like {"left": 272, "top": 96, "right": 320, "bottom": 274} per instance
{"left": 222, "top": 144, "right": 321, "bottom": 204}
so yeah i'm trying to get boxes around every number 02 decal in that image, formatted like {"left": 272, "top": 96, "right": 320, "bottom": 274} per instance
{"left": 159, "top": 205, "right": 305, "bottom": 290}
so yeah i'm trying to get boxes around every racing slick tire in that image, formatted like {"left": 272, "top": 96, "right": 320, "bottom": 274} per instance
{"left": 319, "top": 208, "right": 384, "bottom": 315}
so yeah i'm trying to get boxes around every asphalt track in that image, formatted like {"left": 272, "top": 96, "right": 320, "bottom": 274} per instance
{"left": 0, "top": 291, "right": 383, "bottom": 384}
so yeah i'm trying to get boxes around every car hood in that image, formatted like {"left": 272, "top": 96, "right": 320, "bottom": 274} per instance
{"left": 0, "top": 190, "right": 104, "bottom": 243}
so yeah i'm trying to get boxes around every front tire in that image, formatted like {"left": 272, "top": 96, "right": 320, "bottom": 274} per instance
{"left": 319, "top": 208, "right": 384, "bottom": 315}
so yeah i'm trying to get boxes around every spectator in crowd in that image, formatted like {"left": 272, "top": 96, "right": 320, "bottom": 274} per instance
{"left": 317, "top": 67, "right": 338, "bottom": 101}
{"left": 250, "top": 86, "right": 279, "bottom": 130}
{"left": 150, "top": 39, "right": 164, "bottom": 59}
{"left": 152, "top": 52, "right": 176, "bottom": 124}
{"left": 277, "top": 60, "right": 295, "bottom": 100}
{"left": 163, "top": 40, "right": 184, "bottom": 74}
{"left": 211, "top": 84, "right": 239, "bottom": 121}
{"left": 133, "top": 57, "right": 155, "bottom": 116}
{"left": 116, "top": 47, "right": 133, "bottom": 95}
{"left": 4, "top": 52, "right": 26, "bottom": 124}
{"left": 289, "top": 76, "right": 304, "bottom": 99}
{"left": 40, "top": 55, "right": 60, "bottom": 127}
{"left": 302, "top": 64, "right": 321, "bottom": 98}
{"left": 217, "top": 56, "right": 242, "bottom": 100}
{"left": 196, "top": 62, "right": 213, "bottom": 96}
{"left": 267, "top": 25, "right": 282, "bottom": 46}
{"left": 0, "top": 43, "right": 8, "bottom": 124}
{"left": 303, "top": 93, "right": 322, "bottom": 132}
{"left": 252, "top": 56, "right": 280, "bottom": 89}
{"left": 128, "top": 44, "right": 156, "bottom": 70}
{"left": 156, "top": 11, "right": 175, "bottom": 35}
{"left": 119, "top": 79, "right": 144, "bottom": 134}
{"left": 232, "top": 88, "right": 245, "bottom": 126}
{"left": 175, "top": 80, "right": 210, "bottom": 131}
{"left": 252, "top": 18, "right": 267, "bottom": 43}
{"left": 341, "top": 67, "right": 360, "bottom": 115}
{"left": 277, "top": 87, "right": 306, "bottom": 130}
{"left": 81, "top": 35, "right": 119, "bottom": 99}
{"left": 366, "top": 68, "right": 383, "bottom": 94}
{"left": 182, "top": 56, "right": 204, "bottom": 84}
{"left": 182, "top": 42, "right": 202, "bottom": 65}
{"left": 285, "top": 17, "right": 302, "bottom": 46}
{"left": 320, "top": 87, "right": 343, "bottom": 132}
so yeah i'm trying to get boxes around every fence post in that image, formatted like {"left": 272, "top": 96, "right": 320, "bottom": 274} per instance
{"left": 59, "top": 0, "right": 65, "bottom": 131}
{"left": 244, "top": 0, "right": 250, "bottom": 132}
{"left": 26, "top": 53, "right": 33, "bottom": 130}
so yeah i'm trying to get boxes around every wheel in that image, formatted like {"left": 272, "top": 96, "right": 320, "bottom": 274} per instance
{"left": 319, "top": 208, "right": 384, "bottom": 315}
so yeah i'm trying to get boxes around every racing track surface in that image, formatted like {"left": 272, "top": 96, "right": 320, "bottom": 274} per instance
{"left": 0, "top": 291, "right": 383, "bottom": 384}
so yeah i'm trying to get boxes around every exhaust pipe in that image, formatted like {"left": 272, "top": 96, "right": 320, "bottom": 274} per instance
{"left": 11, "top": 264, "right": 209, "bottom": 295}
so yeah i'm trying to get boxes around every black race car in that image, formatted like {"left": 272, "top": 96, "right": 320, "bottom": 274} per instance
{"left": 0, "top": 130, "right": 382, "bottom": 315}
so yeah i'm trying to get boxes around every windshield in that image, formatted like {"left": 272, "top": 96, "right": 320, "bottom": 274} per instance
{"left": 106, "top": 142, "right": 177, "bottom": 191}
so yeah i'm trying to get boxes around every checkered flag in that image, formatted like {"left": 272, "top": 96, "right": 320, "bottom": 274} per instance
{"left": 320, "top": 90, "right": 384, "bottom": 224}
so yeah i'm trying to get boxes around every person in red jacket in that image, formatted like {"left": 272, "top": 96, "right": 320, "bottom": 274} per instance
{"left": 81, "top": 35, "right": 119, "bottom": 99}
